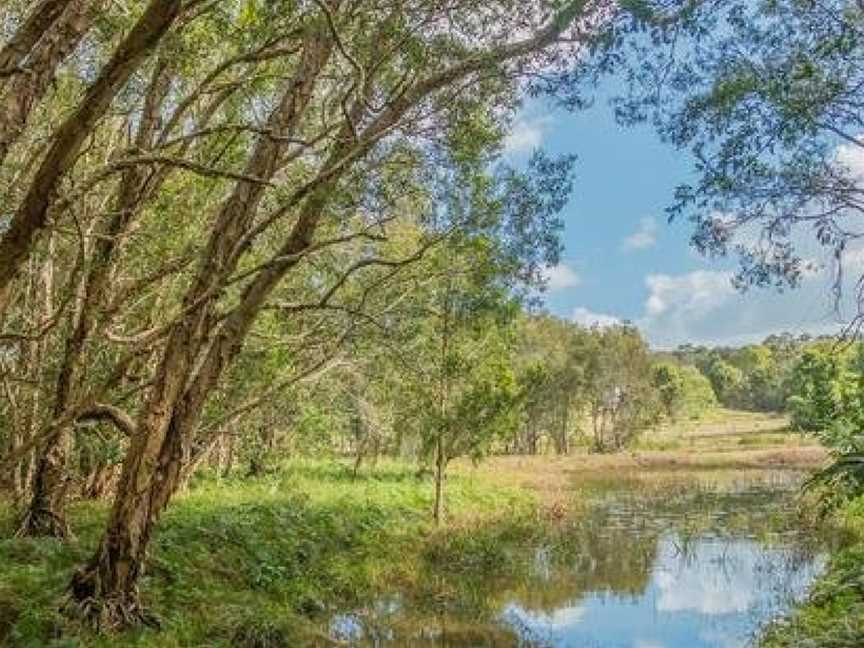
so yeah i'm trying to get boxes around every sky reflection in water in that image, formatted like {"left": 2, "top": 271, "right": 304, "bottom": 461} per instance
{"left": 329, "top": 472, "right": 833, "bottom": 647}
{"left": 501, "top": 533, "right": 824, "bottom": 648}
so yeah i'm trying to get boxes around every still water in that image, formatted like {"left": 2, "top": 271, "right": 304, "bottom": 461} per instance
{"left": 331, "top": 470, "right": 837, "bottom": 647}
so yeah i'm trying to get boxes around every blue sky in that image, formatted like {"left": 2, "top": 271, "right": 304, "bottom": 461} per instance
{"left": 506, "top": 94, "right": 857, "bottom": 349}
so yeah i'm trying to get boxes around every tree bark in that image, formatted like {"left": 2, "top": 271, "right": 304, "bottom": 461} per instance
{"left": 19, "top": 65, "right": 172, "bottom": 538}
{"left": 0, "top": 0, "right": 98, "bottom": 167}
{"left": 0, "top": 0, "right": 73, "bottom": 82}
{"left": 0, "top": 0, "right": 182, "bottom": 300}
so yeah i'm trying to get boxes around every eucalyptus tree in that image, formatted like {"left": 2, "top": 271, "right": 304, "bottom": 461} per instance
{"left": 515, "top": 314, "right": 590, "bottom": 454}
{"left": 580, "top": 324, "right": 658, "bottom": 451}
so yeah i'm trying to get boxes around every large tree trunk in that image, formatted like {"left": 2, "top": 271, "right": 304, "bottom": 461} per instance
{"left": 20, "top": 435, "right": 73, "bottom": 536}
{"left": 67, "top": 29, "right": 339, "bottom": 625}
{"left": 69, "top": 405, "right": 189, "bottom": 629}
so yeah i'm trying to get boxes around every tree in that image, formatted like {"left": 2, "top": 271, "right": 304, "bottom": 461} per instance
{"left": 653, "top": 363, "right": 685, "bottom": 419}
{"left": 787, "top": 346, "right": 849, "bottom": 432}
{"left": 514, "top": 314, "right": 590, "bottom": 455}
{"left": 616, "top": 1, "right": 864, "bottom": 322}
{"left": 378, "top": 143, "right": 573, "bottom": 522}
{"left": 582, "top": 324, "right": 659, "bottom": 452}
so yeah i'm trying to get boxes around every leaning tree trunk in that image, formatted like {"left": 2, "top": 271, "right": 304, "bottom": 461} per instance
{"left": 68, "top": 29, "right": 340, "bottom": 625}
{"left": 0, "top": 0, "right": 181, "bottom": 298}
{"left": 0, "top": 0, "right": 74, "bottom": 81}
{"left": 0, "top": 0, "right": 97, "bottom": 167}
{"left": 22, "top": 436, "right": 73, "bottom": 536}
{"left": 19, "top": 62, "right": 172, "bottom": 538}
{"left": 69, "top": 406, "right": 188, "bottom": 630}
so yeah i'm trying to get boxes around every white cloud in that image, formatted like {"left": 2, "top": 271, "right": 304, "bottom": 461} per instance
{"left": 637, "top": 268, "right": 844, "bottom": 349}
{"left": 568, "top": 263, "right": 849, "bottom": 349}
{"left": 653, "top": 536, "right": 821, "bottom": 621}
{"left": 542, "top": 263, "right": 581, "bottom": 292}
{"left": 503, "top": 116, "right": 553, "bottom": 155}
{"left": 499, "top": 602, "right": 586, "bottom": 647}
{"left": 572, "top": 307, "right": 621, "bottom": 328}
{"left": 643, "top": 270, "right": 735, "bottom": 318}
{"left": 835, "top": 137, "right": 864, "bottom": 181}
{"left": 622, "top": 216, "right": 659, "bottom": 251}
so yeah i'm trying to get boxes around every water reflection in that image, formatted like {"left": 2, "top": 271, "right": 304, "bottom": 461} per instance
{"left": 501, "top": 534, "right": 823, "bottom": 647}
{"left": 329, "top": 470, "right": 837, "bottom": 647}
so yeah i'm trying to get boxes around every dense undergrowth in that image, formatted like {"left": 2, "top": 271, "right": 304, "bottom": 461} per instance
{"left": 760, "top": 496, "right": 864, "bottom": 647}
{"left": 0, "top": 460, "right": 556, "bottom": 647}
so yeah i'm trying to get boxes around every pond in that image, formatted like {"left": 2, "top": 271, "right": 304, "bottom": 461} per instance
{"left": 330, "top": 469, "right": 840, "bottom": 647}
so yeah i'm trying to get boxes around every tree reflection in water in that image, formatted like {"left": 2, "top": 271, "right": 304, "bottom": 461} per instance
{"left": 329, "top": 470, "right": 843, "bottom": 647}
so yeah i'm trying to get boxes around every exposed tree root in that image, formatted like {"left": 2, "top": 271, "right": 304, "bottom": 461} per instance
{"left": 15, "top": 506, "right": 71, "bottom": 539}
{"left": 66, "top": 567, "right": 160, "bottom": 632}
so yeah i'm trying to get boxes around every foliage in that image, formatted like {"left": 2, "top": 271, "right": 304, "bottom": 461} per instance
{"left": 653, "top": 362, "right": 717, "bottom": 420}
{"left": 781, "top": 342, "right": 864, "bottom": 511}
{"left": 761, "top": 498, "right": 864, "bottom": 648}
{"left": 615, "top": 1, "right": 864, "bottom": 305}
{"left": 666, "top": 334, "right": 816, "bottom": 412}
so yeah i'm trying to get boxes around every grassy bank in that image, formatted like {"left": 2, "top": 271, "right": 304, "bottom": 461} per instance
{"left": 760, "top": 496, "right": 864, "bottom": 647}
{"left": 0, "top": 460, "right": 557, "bottom": 647}
{"left": 0, "top": 412, "right": 829, "bottom": 646}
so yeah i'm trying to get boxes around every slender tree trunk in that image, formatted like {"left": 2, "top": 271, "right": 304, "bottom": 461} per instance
{"left": 434, "top": 281, "right": 452, "bottom": 525}
{"left": 19, "top": 65, "right": 172, "bottom": 538}
{"left": 0, "top": 0, "right": 181, "bottom": 298}
{"left": 433, "top": 436, "right": 445, "bottom": 526}
{"left": 16, "top": 237, "right": 72, "bottom": 536}
{"left": 0, "top": 0, "right": 98, "bottom": 166}
{"left": 558, "top": 395, "right": 570, "bottom": 455}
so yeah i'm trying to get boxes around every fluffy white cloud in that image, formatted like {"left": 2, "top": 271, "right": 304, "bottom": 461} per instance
{"left": 637, "top": 268, "right": 844, "bottom": 349}
{"left": 653, "top": 536, "right": 821, "bottom": 620}
{"left": 503, "top": 116, "right": 553, "bottom": 155}
{"left": 569, "top": 264, "right": 848, "bottom": 348}
{"left": 643, "top": 270, "right": 735, "bottom": 318}
{"left": 542, "top": 263, "right": 581, "bottom": 292}
{"left": 571, "top": 307, "right": 621, "bottom": 328}
{"left": 622, "top": 216, "right": 658, "bottom": 251}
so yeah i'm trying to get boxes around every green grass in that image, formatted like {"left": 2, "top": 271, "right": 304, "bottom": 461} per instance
{"left": 760, "top": 496, "right": 864, "bottom": 647}
{"left": 0, "top": 460, "right": 545, "bottom": 647}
